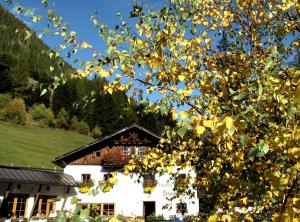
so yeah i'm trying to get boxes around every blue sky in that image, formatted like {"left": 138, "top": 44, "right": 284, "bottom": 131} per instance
{"left": 0, "top": 0, "right": 165, "bottom": 67}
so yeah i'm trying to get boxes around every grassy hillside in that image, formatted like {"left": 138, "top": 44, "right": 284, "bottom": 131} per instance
{"left": 0, "top": 121, "right": 93, "bottom": 169}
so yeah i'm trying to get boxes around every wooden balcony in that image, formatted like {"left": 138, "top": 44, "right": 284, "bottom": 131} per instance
{"left": 101, "top": 153, "right": 130, "bottom": 167}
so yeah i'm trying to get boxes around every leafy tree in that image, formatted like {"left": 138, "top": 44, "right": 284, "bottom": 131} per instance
{"left": 5, "top": 0, "right": 300, "bottom": 220}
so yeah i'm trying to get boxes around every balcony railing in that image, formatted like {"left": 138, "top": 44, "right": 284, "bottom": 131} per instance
{"left": 101, "top": 153, "right": 130, "bottom": 166}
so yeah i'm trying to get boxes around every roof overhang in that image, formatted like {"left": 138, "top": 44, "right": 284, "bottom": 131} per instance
{"left": 0, "top": 165, "right": 77, "bottom": 187}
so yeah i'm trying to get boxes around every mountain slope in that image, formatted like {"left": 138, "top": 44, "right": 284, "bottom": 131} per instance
{"left": 0, "top": 121, "right": 93, "bottom": 169}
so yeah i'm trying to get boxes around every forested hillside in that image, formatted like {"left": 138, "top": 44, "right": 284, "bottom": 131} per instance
{"left": 0, "top": 4, "right": 170, "bottom": 135}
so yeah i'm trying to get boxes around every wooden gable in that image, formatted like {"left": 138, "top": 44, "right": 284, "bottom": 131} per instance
{"left": 52, "top": 124, "right": 161, "bottom": 167}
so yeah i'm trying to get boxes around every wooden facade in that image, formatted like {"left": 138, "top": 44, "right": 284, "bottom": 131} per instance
{"left": 53, "top": 124, "right": 162, "bottom": 167}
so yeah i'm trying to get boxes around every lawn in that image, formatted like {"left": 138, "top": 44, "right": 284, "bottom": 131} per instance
{"left": 0, "top": 121, "right": 94, "bottom": 169}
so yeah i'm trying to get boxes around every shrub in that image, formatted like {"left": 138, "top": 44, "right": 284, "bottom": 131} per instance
{"left": 31, "top": 104, "right": 47, "bottom": 120}
{"left": 31, "top": 104, "right": 54, "bottom": 127}
{"left": 70, "top": 116, "right": 89, "bottom": 135}
{"left": 0, "top": 94, "right": 12, "bottom": 121}
{"left": 6, "top": 98, "right": 27, "bottom": 124}
{"left": 75, "top": 121, "right": 90, "bottom": 135}
{"left": 92, "top": 126, "right": 102, "bottom": 139}
{"left": 55, "top": 108, "right": 69, "bottom": 129}
{"left": 70, "top": 116, "right": 79, "bottom": 131}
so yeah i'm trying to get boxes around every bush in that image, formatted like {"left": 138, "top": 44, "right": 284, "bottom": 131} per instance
{"left": 70, "top": 116, "right": 90, "bottom": 135}
{"left": 76, "top": 121, "right": 90, "bottom": 135}
{"left": 31, "top": 104, "right": 54, "bottom": 127}
{"left": 92, "top": 126, "right": 103, "bottom": 139}
{"left": 55, "top": 108, "right": 69, "bottom": 129}
{"left": 70, "top": 116, "right": 79, "bottom": 131}
{"left": 0, "top": 94, "right": 12, "bottom": 121}
{"left": 6, "top": 98, "right": 27, "bottom": 124}
{"left": 31, "top": 104, "right": 47, "bottom": 120}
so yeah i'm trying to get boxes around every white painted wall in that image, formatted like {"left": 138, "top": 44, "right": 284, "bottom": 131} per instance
{"left": 64, "top": 165, "right": 199, "bottom": 219}
{"left": 0, "top": 181, "right": 73, "bottom": 218}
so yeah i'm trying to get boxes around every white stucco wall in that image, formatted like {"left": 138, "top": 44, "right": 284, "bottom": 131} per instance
{"left": 0, "top": 181, "right": 73, "bottom": 218}
{"left": 64, "top": 165, "right": 199, "bottom": 219}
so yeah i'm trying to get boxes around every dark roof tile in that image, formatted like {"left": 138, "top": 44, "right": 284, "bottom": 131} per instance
{"left": 0, "top": 165, "right": 77, "bottom": 187}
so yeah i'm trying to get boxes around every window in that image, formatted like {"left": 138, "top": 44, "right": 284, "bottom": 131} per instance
{"left": 79, "top": 203, "right": 114, "bottom": 217}
{"left": 136, "top": 146, "right": 145, "bottom": 155}
{"left": 176, "top": 203, "right": 187, "bottom": 215}
{"left": 103, "top": 204, "right": 114, "bottom": 216}
{"left": 81, "top": 174, "right": 91, "bottom": 184}
{"left": 7, "top": 194, "right": 29, "bottom": 218}
{"left": 33, "top": 195, "right": 56, "bottom": 217}
{"left": 143, "top": 174, "right": 156, "bottom": 187}
{"left": 92, "top": 151, "right": 101, "bottom": 158}
{"left": 104, "top": 173, "right": 112, "bottom": 181}
{"left": 122, "top": 146, "right": 131, "bottom": 155}
{"left": 143, "top": 174, "right": 155, "bottom": 181}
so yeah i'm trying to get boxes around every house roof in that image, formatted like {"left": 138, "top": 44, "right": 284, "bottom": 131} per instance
{"left": 0, "top": 165, "right": 77, "bottom": 187}
{"left": 52, "top": 124, "right": 162, "bottom": 167}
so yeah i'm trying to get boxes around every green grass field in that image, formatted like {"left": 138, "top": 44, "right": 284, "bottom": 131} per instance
{"left": 0, "top": 121, "right": 93, "bottom": 169}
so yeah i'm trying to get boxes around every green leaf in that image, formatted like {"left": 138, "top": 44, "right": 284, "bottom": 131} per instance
{"left": 80, "top": 209, "right": 90, "bottom": 219}
{"left": 24, "top": 30, "right": 32, "bottom": 41}
{"left": 190, "top": 24, "right": 197, "bottom": 35}
{"left": 265, "top": 57, "right": 274, "bottom": 70}
{"left": 71, "top": 196, "right": 78, "bottom": 205}
{"left": 240, "top": 135, "right": 249, "bottom": 146}
{"left": 25, "top": 8, "right": 31, "bottom": 16}
{"left": 177, "top": 127, "right": 188, "bottom": 139}
{"left": 233, "top": 93, "right": 245, "bottom": 101}
{"left": 55, "top": 211, "right": 67, "bottom": 222}
{"left": 42, "top": 0, "right": 48, "bottom": 7}
{"left": 40, "top": 88, "right": 47, "bottom": 96}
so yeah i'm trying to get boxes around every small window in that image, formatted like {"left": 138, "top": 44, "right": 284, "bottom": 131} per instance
{"left": 122, "top": 146, "right": 131, "bottom": 155}
{"left": 104, "top": 173, "right": 113, "bottom": 181}
{"left": 176, "top": 174, "right": 187, "bottom": 186}
{"left": 143, "top": 174, "right": 155, "bottom": 181}
{"left": 136, "top": 146, "right": 145, "bottom": 155}
{"left": 143, "top": 174, "right": 156, "bottom": 188}
{"left": 103, "top": 203, "right": 114, "bottom": 216}
{"left": 81, "top": 174, "right": 91, "bottom": 184}
{"left": 176, "top": 203, "right": 187, "bottom": 215}
{"left": 33, "top": 195, "right": 56, "bottom": 217}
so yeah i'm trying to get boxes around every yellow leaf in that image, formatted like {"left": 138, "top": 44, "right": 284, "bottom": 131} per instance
{"left": 143, "top": 158, "right": 149, "bottom": 166}
{"left": 221, "top": 215, "right": 231, "bottom": 222}
{"left": 288, "top": 148, "right": 300, "bottom": 159}
{"left": 136, "top": 38, "right": 144, "bottom": 46}
{"left": 295, "top": 84, "right": 300, "bottom": 100}
{"left": 203, "top": 120, "right": 213, "bottom": 129}
{"left": 208, "top": 214, "right": 218, "bottom": 222}
{"left": 179, "top": 111, "right": 188, "bottom": 119}
{"left": 178, "top": 75, "right": 185, "bottom": 81}
{"left": 225, "top": 117, "right": 234, "bottom": 129}
{"left": 244, "top": 214, "right": 254, "bottom": 222}
{"left": 195, "top": 125, "right": 206, "bottom": 136}
{"left": 172, "top": 111, "right": 178, "bottom": 120}
{"left": 99, "top": 69, "right": 109, "bottom": 77}
{"left": 81, "top": 41, "right": 92, "bottom": 49}
{"left": 226, "top": 141, "right": 233, "bottom": 151}
{"left": 127, "top": 165, "right": 135, "bottom": 171}
{"left": 195, "top": 37, "right": 201, "bottom": 44}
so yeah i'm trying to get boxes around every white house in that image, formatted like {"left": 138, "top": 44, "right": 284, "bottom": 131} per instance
{"left": 0, "top": 124, "right": 199, "bottom": 220}
{"left": 0, "top": 165, "right": 77, "bottom": 219}
{"left": 53, "top": 124, "right": 199, "bottom": 220}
